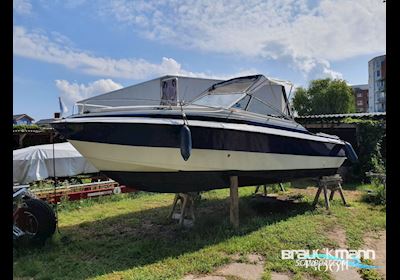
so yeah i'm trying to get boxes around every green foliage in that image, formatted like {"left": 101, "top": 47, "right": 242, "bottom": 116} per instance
{"left": 343, "top": 118, "right": 386, "bottom": 181}
{"left": 361, "top": 179, "right": 386, "bottom": 206}
{"left": 13, "top": 124, "right": 42, "bottom": 131}
{"left": 13, "top": 186, "right": 386, "bottom": 280}
{"left": 292, "top": 78, "right": 356, "bottom": 115}
{"left": 358, "top": 258, "right": 383, "bottom": 280}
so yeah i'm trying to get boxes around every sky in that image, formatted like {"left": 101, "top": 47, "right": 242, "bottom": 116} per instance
{"left": 13, "top": 0, "right": 386, "bottom": 121}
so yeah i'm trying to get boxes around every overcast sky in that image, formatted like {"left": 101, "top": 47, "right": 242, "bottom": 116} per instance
{"left": 13, "top": 0, "right": 386, "bottom": 120}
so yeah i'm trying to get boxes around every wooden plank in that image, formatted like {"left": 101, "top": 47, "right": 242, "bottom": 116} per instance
{"left": 312, "top": 186, "right": 323, "bottom": 207}
{"left": 229, "top": 176, "right": 239, "bottom": 228}
{"left": 337, "top": 183, "right": 347, "bottom": 206}
{"left": 329, "top": 189, "right": 335, "bottom": 201}
{"left": 322, "top": 184, "right": 330, "bottom": 210}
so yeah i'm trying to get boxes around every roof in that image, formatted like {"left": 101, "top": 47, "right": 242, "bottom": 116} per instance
{"left": 36, "top": 118, "right": 56, "bottom": 125}
{"left": 78, "top": 74, "right": 223, "bottom": 103}
{"left": 351, "top": 84, "right": 368, "bottom": 90}
{"left": 295, "top": 112, "right": 385, "bottom": 120}
{"left": 368, "top": 54, "right": 386, "bottom": 63}
{"left": 13, "top": 114, "right": 34, "bottom": 121}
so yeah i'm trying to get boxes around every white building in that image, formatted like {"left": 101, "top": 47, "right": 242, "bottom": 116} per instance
{"left": 368, "top": 55, "right": 386, "bottom": 112}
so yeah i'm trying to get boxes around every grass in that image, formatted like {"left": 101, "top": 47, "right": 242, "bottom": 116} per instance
{"left": 13, "top": 184, "right": 386, "bottom": 280}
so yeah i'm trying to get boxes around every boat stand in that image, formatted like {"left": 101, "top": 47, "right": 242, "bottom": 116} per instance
{"left": 312, "top": 174, "right": 347, "bottom": 210}
{"left": 168, "top": 176, "right": 241, "bottom": 228}
{"left": 254, "top": 183, "right": 286, "bottom": 196}
{"left": 254, "top": 185, "right": 268, "bottom": 196}
{"left": 168, "top": 192, "right": 197, "bottom": 227}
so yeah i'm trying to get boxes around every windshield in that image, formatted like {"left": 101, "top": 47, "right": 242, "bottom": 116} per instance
{"left": 192, "top": 93, "right": 244, "bottom": 108}
{"left": 210, "top": 80, "right": 256, "bottom": 94}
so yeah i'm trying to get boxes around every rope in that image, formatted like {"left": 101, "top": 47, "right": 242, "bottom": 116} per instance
{"left": 179, "top": 101, "right": 189, "bottom": 126}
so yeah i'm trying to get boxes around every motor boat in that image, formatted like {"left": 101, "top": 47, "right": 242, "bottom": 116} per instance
{"left": 51, "top": 75, "right": 357, "bottom": 193}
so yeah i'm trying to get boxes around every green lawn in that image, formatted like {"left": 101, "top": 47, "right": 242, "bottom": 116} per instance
{"left": 13, "top": 185, "right": 386, "bottom": 280}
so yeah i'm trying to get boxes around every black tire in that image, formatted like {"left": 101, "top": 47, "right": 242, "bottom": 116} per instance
{"left": 14, "top": 198, "right": 57, "bottom": 244}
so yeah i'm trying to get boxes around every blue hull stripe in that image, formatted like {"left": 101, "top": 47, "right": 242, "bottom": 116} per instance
{"left": 52, "top": 122, "right": 346, "bottom": 157}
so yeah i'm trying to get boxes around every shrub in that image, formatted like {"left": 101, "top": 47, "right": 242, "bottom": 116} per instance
{"left": 343, "top": 118, "right": 386, "bottom": 182}
{"left": 361, "top": 178, "right": 386, "bottom": 205}
{"left": 13, "top": 124, "right": 42, "bottom": 131}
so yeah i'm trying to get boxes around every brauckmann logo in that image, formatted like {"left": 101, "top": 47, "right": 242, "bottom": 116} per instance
{"left": 281, "top": 249, "right": 382, "bottom": 272}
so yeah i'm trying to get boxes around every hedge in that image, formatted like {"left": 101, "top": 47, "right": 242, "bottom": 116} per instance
{"left": 343, "top": 117, "right": 386, "bottom": 182}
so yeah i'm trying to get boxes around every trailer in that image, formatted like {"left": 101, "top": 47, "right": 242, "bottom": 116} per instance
{"left": 31, "top": 180, "right": 136, "bottom": 203}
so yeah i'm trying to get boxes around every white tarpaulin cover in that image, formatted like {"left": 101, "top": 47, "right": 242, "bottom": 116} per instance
{"left": 13, "top": 142, "right": 98, "bottom": 184}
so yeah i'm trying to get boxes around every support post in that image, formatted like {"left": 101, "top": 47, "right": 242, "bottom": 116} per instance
{"left": 168, "top": 195, "right": 179, "bottom": 219}
{"left": 329, "top": 189, "right": 336, "bottom": 201}
{"left": 229, "top": 176, "right": 239, "bottom": 228}
{"left": 322, "top": 184, "right": 330, "bottom": 210}
{"left": 179, "top": 196, "right": 188, "bottom": 226}
{"left": 312, "top": 184, "right": 323, "bottom": 207}
{"left": 337, "top": 182, "right": 347, "bottom": 206}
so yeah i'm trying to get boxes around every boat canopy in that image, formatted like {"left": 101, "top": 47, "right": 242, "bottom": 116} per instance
{"left": 189, "top": 75, "right": 293, "bottom": 118}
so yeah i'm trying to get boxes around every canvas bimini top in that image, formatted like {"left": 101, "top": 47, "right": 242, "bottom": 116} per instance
{"left": 187, "top": 75, "right": 293, "bottom": 119}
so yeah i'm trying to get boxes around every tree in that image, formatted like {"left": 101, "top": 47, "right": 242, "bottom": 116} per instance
{"left": 292, "top": 78, "right": 356, "bottom": 116}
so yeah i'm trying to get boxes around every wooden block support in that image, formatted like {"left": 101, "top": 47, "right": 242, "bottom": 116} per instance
{"left": 312, "top": 175, "right": 347, "bottom": 210}
{"left": 169, "top": 193, "right": 196, "bottom": 227}
{"left": 229, "top": 176, "right": 239, "bottom": 228}
{"left": 254, "top": 185, "right": 267, "bottom": 196}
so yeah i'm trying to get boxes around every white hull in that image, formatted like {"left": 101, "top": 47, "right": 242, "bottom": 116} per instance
{"left": 69, "top": 140, "right": 346, "bottom": 173}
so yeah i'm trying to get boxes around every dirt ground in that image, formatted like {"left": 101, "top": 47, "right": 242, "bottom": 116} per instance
{"left": 362, "top": 231, "right": 386, "bottom": 279}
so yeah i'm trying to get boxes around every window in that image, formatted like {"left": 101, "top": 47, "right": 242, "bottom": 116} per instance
{"left": 357, "top": 93, "right": 362, "bottom": 98}
{"left": 376, "top": 70, "right": 380, "bottom": 77}
{"left": 209, "top": 77, "right": 258, "bottom": 94}
{"left": 232, "top": 95, "right": 251, "bottom": 110}
{"left": 247, "top": 97, "right": 282, "bottom": 116}
{"left": 160, "top": 78, "right": 177, "bottom": 106}
{"left": 357, "top": 100, "right": 363, "bottom": 106}
{"left": 192, "top": 93, "right": 244, "bottom": 108}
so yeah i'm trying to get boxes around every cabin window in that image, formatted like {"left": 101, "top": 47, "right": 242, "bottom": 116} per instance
{"left": 192, "top": 93, "right": 244, "bottom": 108}
{"left": 232, "top": 95, "right": 251, "bottom": 110}
{"left": 210, "top": 78, "right": 257, "bottom": 94}
{"left": 160, "top": 78, "right": 178, "bottom": 106}
{"left": 247, "top": 97, "right": 282, "bottom": 116}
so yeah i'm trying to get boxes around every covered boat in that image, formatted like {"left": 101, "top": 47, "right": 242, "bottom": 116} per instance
{"left": 51, "top": 75, "right": 357, "bottom": 193}
{"left": 13, "top": 142, "right": 98, "bottom": 184}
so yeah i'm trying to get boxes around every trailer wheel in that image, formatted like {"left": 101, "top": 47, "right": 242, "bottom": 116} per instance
{"left": 14, "top": 199, "right": 56, "bottom": 245}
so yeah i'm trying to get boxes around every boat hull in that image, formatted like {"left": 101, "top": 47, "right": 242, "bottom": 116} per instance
{"left": 52, "top": 118, "right": 347, "bottom": 192}
{"left": 105, "top": 169, "right": 339, "bottom": 193}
